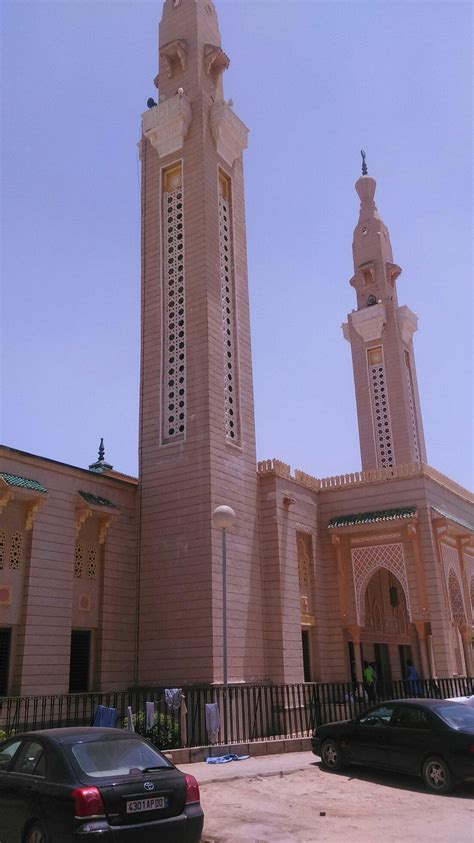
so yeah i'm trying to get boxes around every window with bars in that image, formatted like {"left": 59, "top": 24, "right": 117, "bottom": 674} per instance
{"left": 0, "top": 628, "right": 11, "bottom": 695}
{"left": 162, "top": 163, "right": 186, "bottom": 443}
{"left": 69, "top": 630, "right": 91, "bottom": 693}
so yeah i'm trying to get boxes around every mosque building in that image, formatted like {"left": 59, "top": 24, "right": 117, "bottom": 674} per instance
{"left": 0, "top": 0, "right": 472, "bottom": 698}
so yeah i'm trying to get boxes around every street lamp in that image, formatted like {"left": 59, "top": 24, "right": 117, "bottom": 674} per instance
{"left": 212, "top": 505, "right": 236, "bottom": 690}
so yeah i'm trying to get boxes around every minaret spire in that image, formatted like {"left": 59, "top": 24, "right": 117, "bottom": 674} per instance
{"left": 342, "top": 169, "right": 427, "bottom": 470}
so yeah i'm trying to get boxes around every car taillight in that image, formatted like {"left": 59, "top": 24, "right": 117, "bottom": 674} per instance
{"left": 71, "top": 786, "right": 106, "bottom": 818}
{"left": 185, "top": 773, "right": 200, "bottom": 804}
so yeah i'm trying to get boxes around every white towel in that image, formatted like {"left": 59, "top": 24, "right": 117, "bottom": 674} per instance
{"left": 146, "top": 701, "right": 155, "bottom": 730}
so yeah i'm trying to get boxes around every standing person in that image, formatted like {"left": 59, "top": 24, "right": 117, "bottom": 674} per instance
{"left": 406, "top": 659, "right": 422, "bottom": 695}
{"left": 363, "top": 660, "right": 376, "bottom": 704}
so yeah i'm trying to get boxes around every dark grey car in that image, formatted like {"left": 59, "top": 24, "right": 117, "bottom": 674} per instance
{"left": 0, "top": 727, "right": 203, "bottom": 842}
{"left": 312, "top": 699, "right": 474, "bottom": 793}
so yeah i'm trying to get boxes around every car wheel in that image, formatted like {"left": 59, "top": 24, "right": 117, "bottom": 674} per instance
{"left": 422, "top": 756, "right": 453, "bottom": 794}
{"left": 25, "top": 822, "right": 49, "bottom": 843}
{"left": 320, "top": 738, "right": 345, "bottom": 772}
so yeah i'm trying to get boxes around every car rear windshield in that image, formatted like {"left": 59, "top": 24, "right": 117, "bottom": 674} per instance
{"left": 70, "top": 738, "right": 170, "bottom": 778}
{"left": 434, "top": 704, "right": 474, "bottom": 730}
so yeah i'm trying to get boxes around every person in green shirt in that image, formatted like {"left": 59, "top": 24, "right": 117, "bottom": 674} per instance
{"left": 363, "top": 660, "right": 376, "bottom": 703}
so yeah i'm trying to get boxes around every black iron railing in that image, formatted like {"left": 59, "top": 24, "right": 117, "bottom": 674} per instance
{"left": 1, "top": 677, "right": 472, "bottom": 748}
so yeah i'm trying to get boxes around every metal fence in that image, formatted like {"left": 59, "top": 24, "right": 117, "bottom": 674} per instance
{"left": 1, "top": 676, "right": 472, "bottom": 749}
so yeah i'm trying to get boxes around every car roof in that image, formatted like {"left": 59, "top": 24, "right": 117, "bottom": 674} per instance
{"left": 8, "top": 727, "right": 142, "bottom": 744}
{"left": 380, "top": 699, "right": 467, "bottom": 708}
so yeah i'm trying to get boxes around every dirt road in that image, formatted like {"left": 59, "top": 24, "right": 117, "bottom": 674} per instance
{"left": 187, "top": 753, "right": 474, "bottom": 843}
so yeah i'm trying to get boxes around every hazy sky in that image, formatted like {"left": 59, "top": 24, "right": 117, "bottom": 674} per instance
{"left": 1, "top": 0, "right": 472, "bottom": 488}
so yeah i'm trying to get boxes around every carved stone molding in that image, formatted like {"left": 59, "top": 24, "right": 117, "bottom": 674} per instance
{"left": 397, "top": 305, "right": 418, "bottom": 345}
{"left": 75, "top": 508, "right": 92, "bottom": 539}
{"left": 160, "top": 39, "right": 188, "bottom": 78}
{"left": 99, "top": 515, "right": 116, "bottom": 545}
{"left": 25, "top": 499, "right": 46, "bottom": 531}
{"left": 143, "top": 93, "right": 192, "bottom": 158}
{"left": 204, "top": 44, "right": 229, "bottom": 79}
{"left": 350, "top": 261, "right": 376, "bottom": 289}
{"left": 349, "top": 302, "right": 386, "bottom": 342}
{"left": 0, "top": 491, "right": 13, "bottom": 516}
{"left": 209, "top": 101, "right": 248, "bottom": 167}
{"left": 341, "top": 321, "right": 350, "bottom": 343}
{"left": 386, "top": 262, "right": 402, "bottom": 285}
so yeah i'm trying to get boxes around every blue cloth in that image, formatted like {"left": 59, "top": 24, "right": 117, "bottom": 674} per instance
{"left": 406, "top": 665, "right": 422, "bottom": 695}
{"left": 206, "top": 754, "right": 250, "bottom": 764}
{"left": 205, "top": 703, "right": 220, "bottom": 743}
{"left": 92, "top": 705, "right": 118, "bottom": 727}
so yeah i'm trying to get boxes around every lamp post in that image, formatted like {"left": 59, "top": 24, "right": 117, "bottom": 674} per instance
{"left": 212, "top": 505, "right": 236, "bottom": 692}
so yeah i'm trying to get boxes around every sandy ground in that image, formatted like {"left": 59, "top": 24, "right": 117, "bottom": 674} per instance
{"left": 181, "top": 752, "right": 474, "bottom": 843}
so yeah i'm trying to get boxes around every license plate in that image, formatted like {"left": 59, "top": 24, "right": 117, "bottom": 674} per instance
{"left": 126, "top": 796, "right": 168, "bottom": 814}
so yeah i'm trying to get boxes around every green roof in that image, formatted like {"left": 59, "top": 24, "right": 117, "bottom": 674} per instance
{"left": 0, "top": 472, "right": 47, "bottom": 493}
{"left": 431, "top": 507, "right": 474, "bottom": 532}
{"left": 78, "top": 490, "right": 117, "bottom": 509}
{"left": 329, "top": 505, "right": 417, "bottom": 529}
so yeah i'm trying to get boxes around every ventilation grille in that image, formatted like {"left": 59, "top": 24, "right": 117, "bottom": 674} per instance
{"left": 218, "top": 184, "right": 240, "bottom": 444}
{"left": 368, "top": 356, "right": 394, "bottom": 467}
{"left": 405, "top": 352, "right": 420, "bottom": 462}
{"left": 162, "top": 174, "right": 186, "bottom": 443}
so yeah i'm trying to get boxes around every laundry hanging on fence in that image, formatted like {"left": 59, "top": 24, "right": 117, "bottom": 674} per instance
{"left": 92, "top": 705, "right": 118, "bottom": 728}
{"left": 165, "top": 688, "right": 183, "bottom": 710}
{"left": 126, "top": 706, "right": 135, "bottom": 732}
{"left": 206, "top": 753, "right": 249, "bottom": 764}
{"left": 146, "top": 701, "right": 155, "bottom": 730}
{"left": 205, "top": 702, "right": 220, "bottom": 744}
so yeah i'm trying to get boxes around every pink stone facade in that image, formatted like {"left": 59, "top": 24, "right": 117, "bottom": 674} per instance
{"left": 0, "top": 0, "right": 472, "bottom": 696}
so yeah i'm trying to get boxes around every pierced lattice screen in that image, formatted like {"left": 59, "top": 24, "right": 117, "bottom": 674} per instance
{"left": 368, "top": 351, "right": 394, "bottom": 468}
{"left": 162, "top": 169, "right": 186, "bottom": 443}
{"left": 0, "top": 530, "right": 5, "bottom": 570}
{"left": 9, "top": 532, "right": 23, "bottom": 570}
{"left": 405, "top": 351, "right": 420, "bottom": 462}
{"left": 218, "top": 179, "right": 240, "bottom": 444}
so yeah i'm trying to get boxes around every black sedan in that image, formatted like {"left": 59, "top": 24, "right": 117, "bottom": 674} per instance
{"left": 312, "top": 698, "right": 474, "bottom": 793}
{"left": 0, "top": 727, "right": 203, "bottom": 842}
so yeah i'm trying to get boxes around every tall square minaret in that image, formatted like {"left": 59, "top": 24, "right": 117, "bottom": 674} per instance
{"left": 138, "top": 0, "right": 265, "bottom": 684}
{"left": 343, "top": 165, "right": 427, "bottom": 470}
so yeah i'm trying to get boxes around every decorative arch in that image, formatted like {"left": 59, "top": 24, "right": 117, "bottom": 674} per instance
{"left": 351, "top": 543, "right": 411, "bottom": 626}
{"left": 373, "top": 600, "right": 384, "bottom": 633}
{"left": 440, "top": 543, "right": 468, "bottom": 622}
{"left": 448, "top": 569, "right": 466, "bottom": 625}
{"left": 397, "top": 605, "right": 408, "bottom": 634}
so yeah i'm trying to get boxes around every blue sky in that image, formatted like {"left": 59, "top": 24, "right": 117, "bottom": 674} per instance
{"left": 1, "top": 0, "right": 472, "bottom": 488}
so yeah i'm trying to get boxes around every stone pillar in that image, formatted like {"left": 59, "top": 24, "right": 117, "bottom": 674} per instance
{"left": 460, "top": 624, "right": 473, "bottom": 678}
{"left": 348, "top": 625, "right": 363, "bottom": 682}
{"left": 414, "top": 620, "right": 431, "bottom": 679}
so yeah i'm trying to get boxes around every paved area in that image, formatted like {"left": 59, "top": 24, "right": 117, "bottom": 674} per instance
{"left": 179, "top": 751, "right": 474, "bottom": 843}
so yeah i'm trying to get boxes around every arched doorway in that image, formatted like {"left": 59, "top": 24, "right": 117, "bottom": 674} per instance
{"left": 359, "top": 568, "right": 415, "bottom": 683}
